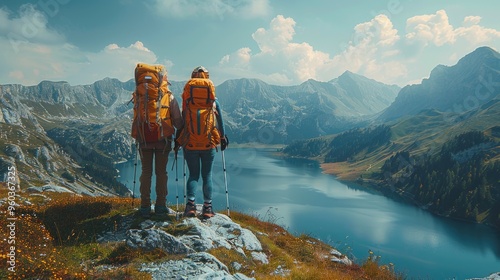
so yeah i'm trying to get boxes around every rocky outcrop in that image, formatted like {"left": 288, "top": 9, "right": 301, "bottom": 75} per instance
{"left": 118, "top": 211, "right": 351, "bottom": 279}
{"left": 127, "top": 228, "right": 194, "bottom": 254}
{"left": 140, "top": 252, "right": 253, "bottom": 280}
{"left": 4, "top": 144, "right": 25, "bottom": 163}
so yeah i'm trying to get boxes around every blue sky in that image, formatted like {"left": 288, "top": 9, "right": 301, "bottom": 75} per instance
{"left": 1, "top": 0, "right": 499, "bottom": 87}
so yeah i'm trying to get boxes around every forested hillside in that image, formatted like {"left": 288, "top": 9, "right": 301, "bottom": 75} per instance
{"left": 283, "top": 125, "right": 391, "bottom": 161}
{"left": 282, "top": 124, "right": 500, "bottom": 229}
{"left": 381, "top": 131, "right": 500, "bottom": 227}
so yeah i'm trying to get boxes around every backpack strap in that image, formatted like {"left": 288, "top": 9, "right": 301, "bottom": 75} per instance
{"left": 156, "top": 72, "right": 165, "bottom": 137}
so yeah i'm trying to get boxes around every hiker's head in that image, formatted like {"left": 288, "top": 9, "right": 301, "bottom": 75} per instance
{"left": 191, "top": 66, "right": 209, "bottom": 79}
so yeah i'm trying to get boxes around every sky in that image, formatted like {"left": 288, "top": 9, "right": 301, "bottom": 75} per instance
{"left": 1, "top": 0, "right": 499, "bottom": 87}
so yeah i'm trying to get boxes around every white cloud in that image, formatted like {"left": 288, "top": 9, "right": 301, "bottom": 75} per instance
{"left": 219, "top": 10, "right": 500, "bottom": 86}
{"left": 1, "top": 4, "right": 499, "bottom": 88}
{"left": 463, "top": 16, "right": 481, "bottom": 26}
{"left": 219, "top": 47, "right": 252, "bottom": 67}
{"left": 405, "top": 10, "right": 500, "bottom": 47}
{"left": 79, "top": 41, "right": 160, "bottom": 84}
{"left": 0, "top": 4, "right": 66, "bottom": 52}
{"left": 353, "top": 14, "right": 400, "bottom": 47}
{"left": 0, "top": 5, "right": 166, "bottom": 85}
{"left": 455, "top": 18, "right": 500, "bottom": 45}
{"left": 219, "top": 15, "right": 334, "bottom": 85}
{"left": 331, "top": 14, "right": 403, "bottom": 83}
{"left": 219, "top": 14, "right": 405, "bottom": 85}
{"left": 252, "top": 15, "right": 296, "bottom": 53}
{"left": 406, "top": 10, "right": 455, "bottom": 46}
{"left": 151, "top": 0, "right": 271, "bottom": 19}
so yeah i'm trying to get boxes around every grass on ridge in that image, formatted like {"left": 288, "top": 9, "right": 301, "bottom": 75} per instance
{"left": 0, "top": 189, "right": 403, "bottom": 279}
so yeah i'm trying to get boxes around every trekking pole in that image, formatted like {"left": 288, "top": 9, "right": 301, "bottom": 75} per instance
{"left": 183, "top": 152, "right": 187, "bottom": 204}
{"left": 221, "top": 150, "right": 230, "bottom": 217}
{"left": 132, "top": 142, "right": 139, "bottom": 207}
{"left": 173, "top": 150, "right": 179, "bottom": 216}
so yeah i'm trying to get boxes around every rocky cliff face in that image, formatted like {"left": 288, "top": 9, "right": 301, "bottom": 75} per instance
{"left": 0, "top": 78, "right": 135, "bottom": 195}
{"left": 216, "top": 73, "right": 399, "bottom": 143}
{"left": 379, "top": 46, "right": 500, "bottom": 121}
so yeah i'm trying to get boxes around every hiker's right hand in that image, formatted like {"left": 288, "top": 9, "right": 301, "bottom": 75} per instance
{"left": 221, "top": 135, "right": 229, "bottom": 151}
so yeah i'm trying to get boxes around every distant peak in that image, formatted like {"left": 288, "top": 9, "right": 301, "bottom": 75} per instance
{"left": 227, "top": 77, "right": 266, "bottom": 84}
{"left": 457, "top": 46, "right": 500, "bottom": 66}
{"left": 302, "top": 78, "right": 320, "bottom": 84}
{"left": 472, "top": 46, "right": 497, "bottom": 55}
{"left": 429, "top": 64, "right": 450, "bottom": 78}
{"left": 470, "top": 46, "right": 499, "bottom": 58}
{"left": 339, "top": 70, "right": 357, "bottom": 78}
{"left": 342, "top": 70, "right": 356, "bottom": 75}
{"left": 338, "top": 71, "right": 368, "bottom": 83}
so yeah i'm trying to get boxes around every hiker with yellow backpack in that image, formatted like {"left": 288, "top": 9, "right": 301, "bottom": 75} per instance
{"left": 175, "top": 66, "right": 229, "bottom": 219}
{"left": 131, "top": 63, "right": 183, "bottom": 218}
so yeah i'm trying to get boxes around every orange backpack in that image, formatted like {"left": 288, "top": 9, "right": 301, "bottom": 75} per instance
{"left": 178, "top": 78, "right": 221, "bottom": 150}
{"left": 131, "top": 63, "right": 174, "bottom": 143}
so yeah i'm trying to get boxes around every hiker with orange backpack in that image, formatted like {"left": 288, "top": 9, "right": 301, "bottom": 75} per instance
{"left": 175, "top": 66, "right": 229, "bottom": 219}
{"left": 131, "top": 63, "right": 183, "bottom": 218}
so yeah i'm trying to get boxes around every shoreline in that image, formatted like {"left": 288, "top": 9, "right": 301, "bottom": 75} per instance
{"left": 273, "top": 150, "right": 500, "bottom": 232}
{"left": 319, "top": 161, "right": 500, "bottom": 232}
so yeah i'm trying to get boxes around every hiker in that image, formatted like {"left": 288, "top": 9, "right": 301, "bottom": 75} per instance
{"left": 131, "top": 64, "right": 183, "bottom": 218}
{"left": 175, "top": 66, "right": 229, "bottom": 219}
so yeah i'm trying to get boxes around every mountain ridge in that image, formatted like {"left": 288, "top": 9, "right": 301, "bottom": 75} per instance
{"left": 3, "top": 47, "right": 498, "bottom": 212}
{"left": 379, "top": 46, "right": 500, "bottom": 121}
{"left": 216, "top": 71, "right": 399, "bottom": 143}
{"left": 1, "top": 47, "right": 500, "bottom": 279}
{"left": 0, "top": 70, "right": 398, "bottom": 193}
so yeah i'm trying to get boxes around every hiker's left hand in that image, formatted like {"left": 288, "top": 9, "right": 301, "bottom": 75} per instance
{"left": 221, "top": 135, "right": 229, "bottom": 151}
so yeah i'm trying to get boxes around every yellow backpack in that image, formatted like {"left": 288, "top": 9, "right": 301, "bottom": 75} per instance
{"left": 131, "top": 63, "right": 174, "bottom": 143}
{"left": 178, "top": 78, "right": 221, "bottom": 150}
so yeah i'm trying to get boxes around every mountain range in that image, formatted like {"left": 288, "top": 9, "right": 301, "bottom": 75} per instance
{"left": 0, "top": 67, "right": 399, "bottom": 193}
{"left": 379, "top": 46, "right": 500, "bottom": 121}
{"left": 217, "top": 72, "right": 399, "bottom": 143}
{"left": 1, "top": 46, "right": 499, "bottom": 217}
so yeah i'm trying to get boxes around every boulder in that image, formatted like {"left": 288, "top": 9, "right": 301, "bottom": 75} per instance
{"left": 126, "top": 228, "right": 194, "bottom": 254}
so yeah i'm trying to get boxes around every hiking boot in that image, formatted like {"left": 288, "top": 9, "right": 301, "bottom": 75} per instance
{"left": 202, "top": 203, "right": 215, "bottom": 219}
{"left": 183, "top": 200, "right": 197, "bottom": 217}
{"left": 154, "top": 205, "right": 168, "bottom": 216}
{"left": 138, "top": 206, "right": 151, "bottom": 218}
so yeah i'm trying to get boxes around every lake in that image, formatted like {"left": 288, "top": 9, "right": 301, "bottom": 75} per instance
{"left": 116, "top": 148, "right": 500, "bottom": 279}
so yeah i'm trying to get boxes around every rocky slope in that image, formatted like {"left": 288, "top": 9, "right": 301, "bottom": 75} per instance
{"left": 216, "top": 72, "right": 399, "bottom": 143}
{"left": 379, "top": 46, "right": 500, "bottom": 121}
